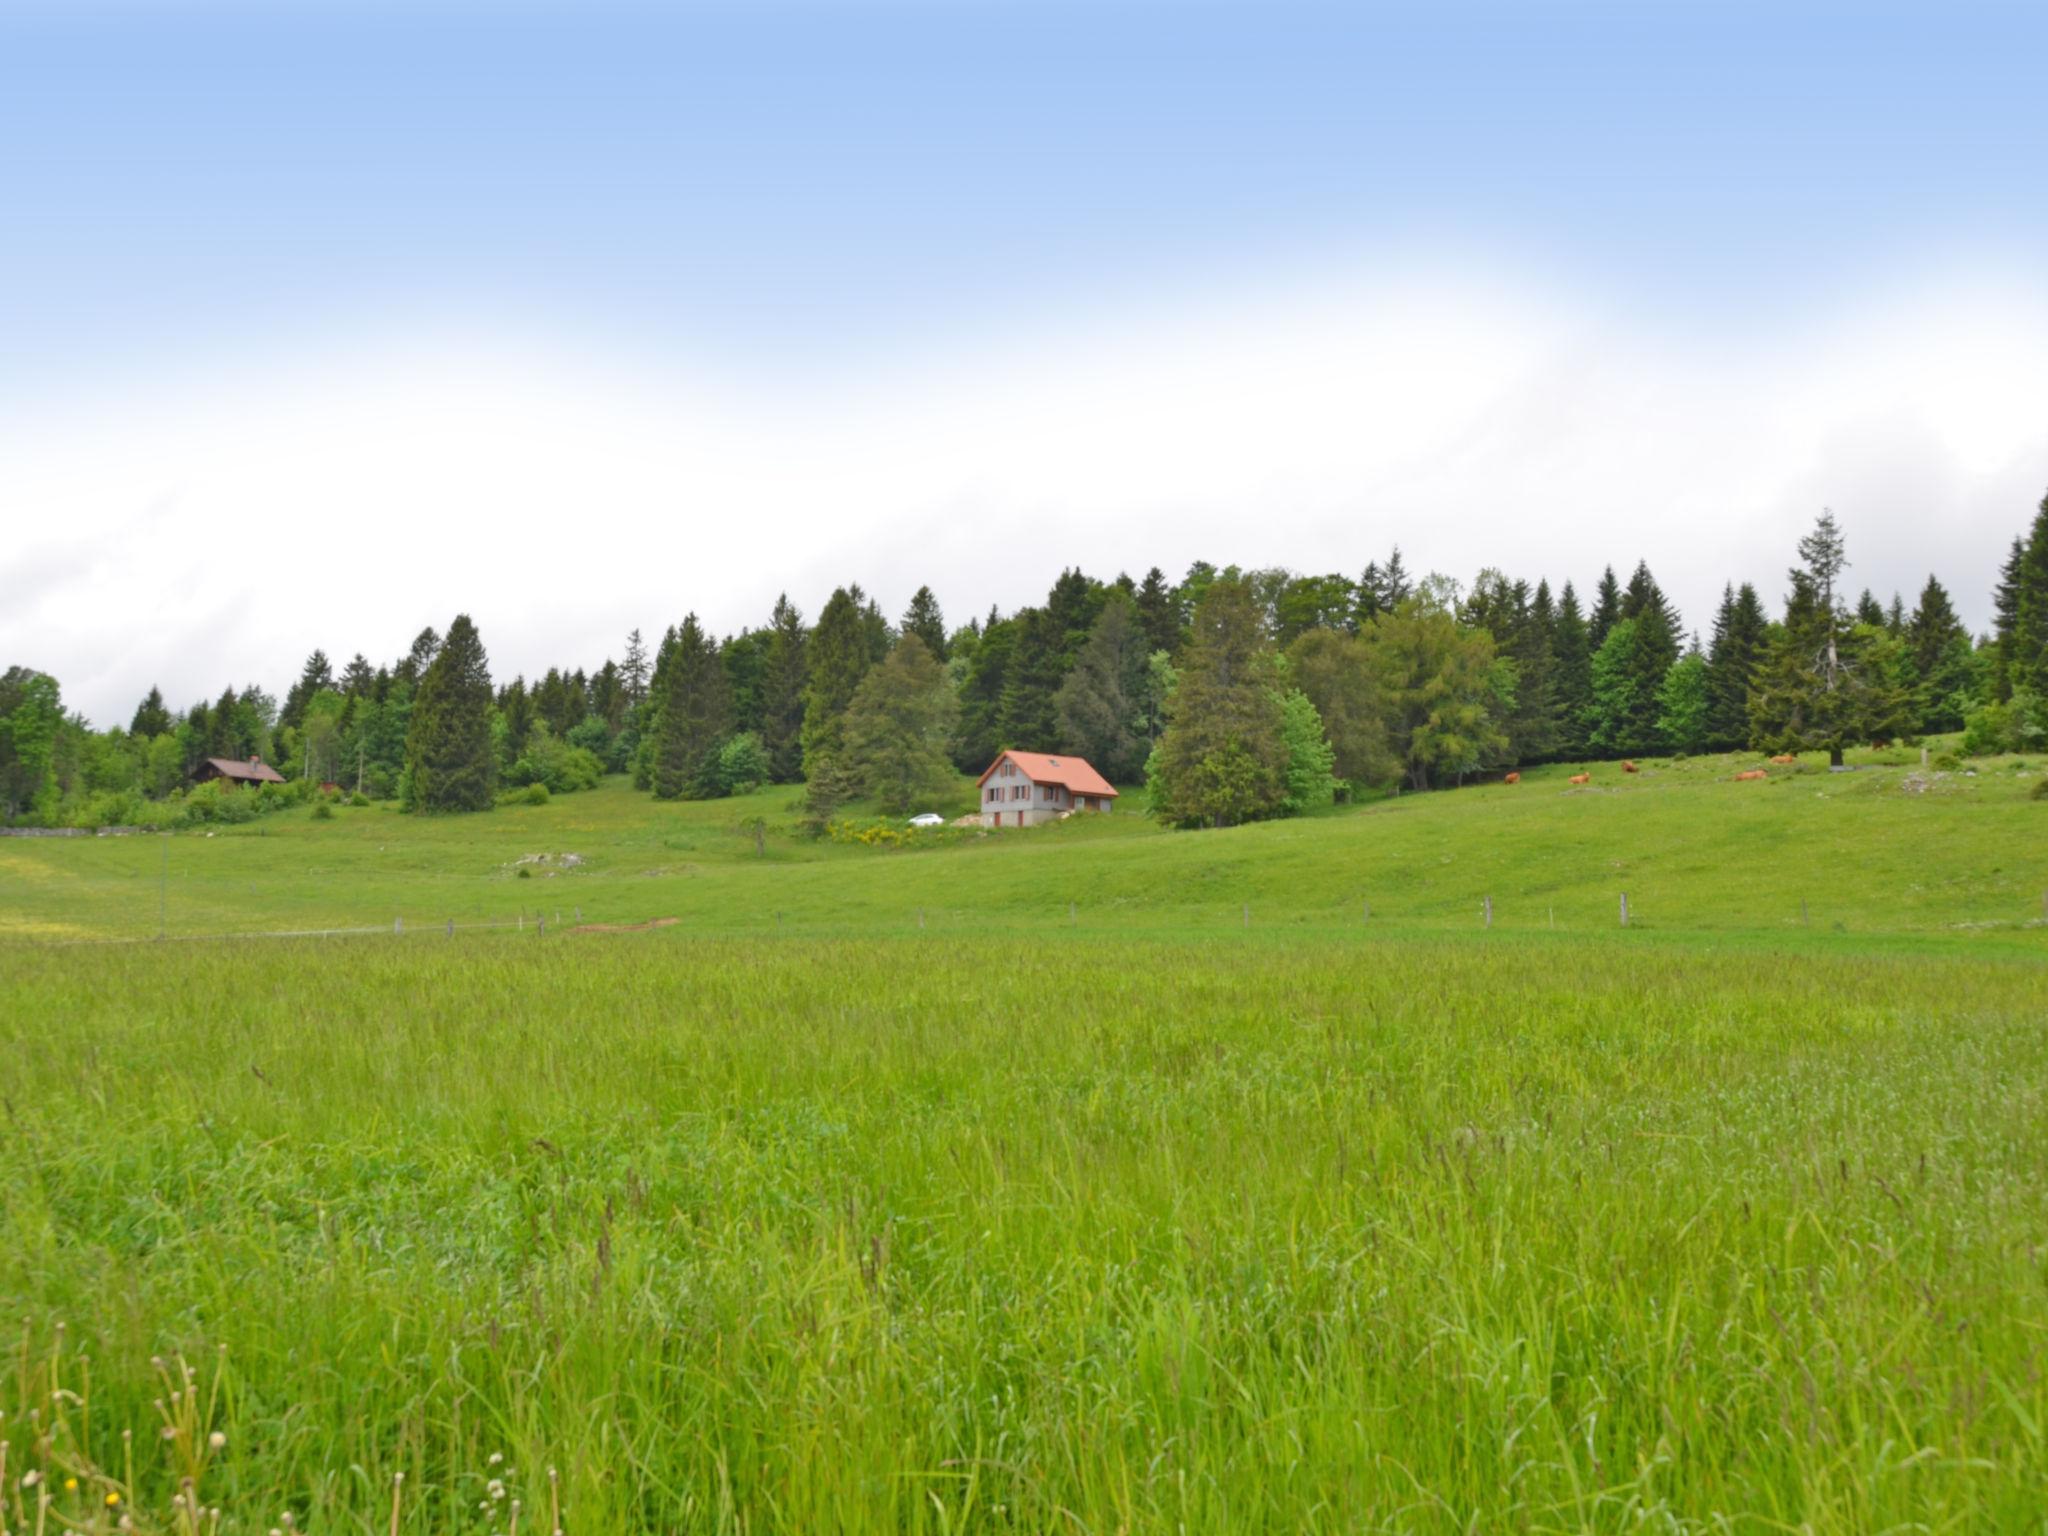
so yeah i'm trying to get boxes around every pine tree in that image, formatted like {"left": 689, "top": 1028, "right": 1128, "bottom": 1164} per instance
{"left": 900, "top": 586, "right": 949, "bottom": 662}
{"left": 1885, "top": 592, "right": 1906, "bottom": 634}
{"left": 1855, "top": 589, "right": 1886, "bottom": 628}
{"left": 998, "top": 607, "right": 1064, "bottom": 749}
{"left": 954, "top": 616, "right": 1016, "bottom": 771}
{"left": 651, "top": 615, "right": 732, "bottom": 800}
{"left": 1551, "top": 582, "right": 1593, "bottom": 757}
{"left": 1589, "top": 566, "right": 1622, "bottom": 651}
{"left": 1703, "top": 582, "right": 1767, "bottom": 750}
{"left": 722, "top": 630, "right": 766, "bottom": 736}
{"left": 1655, "top": 650, "right": 1711, "bottom": 754}
{"left": 757, "top": 596, "right": 810, "bottom": 783}
{"left": 841, "top": 635, "right": 959, "bottom": 814}
{"left": 499, "top": 677, "right": 535, "bottom": 764}
{"left": 129, "top": 686, "right": 172, "bottom": 739}
{"left": 2010, "top": 490, "right": 2048, "bottom": 698}
{"left": 1906, "top": 575, "right": 1973, "bottom": 732}
{"left": 1587, "top": 621, "right": 1655, "bottom": 756}
{"left": 1135, "top": 567, "right": 1181, "bottom": 655}
{"left": 404, "top": 615, "right": 496, "bottom": 812}
{"left": 1053, "top": 591, "right": 1154, "bottom": 782}
{"left": 1747, "top": 512, "right": 1891, "bottom": 764}
{"left": 621, "top": 628, "right": 651, "bottom": 708}
{"left": 340, "top": 653, "right": 377, "bottom": 697}
{"left": 1989, "top": 535, "right": 2025, "bottom": 701}
{"left": 280, "top": 650, "right": 334, "bottom": 730}
{"left": 801, "top": 587, "right": 879, "bottom": 778}
{"left": 1144, "top": 579, "right": 1289, "bottom": 828}
{"left": 1380, "top": 547, "right": 1413, "bottom": 607}
{"left": 396, "top": 627, "right": 442, "bottom": 689}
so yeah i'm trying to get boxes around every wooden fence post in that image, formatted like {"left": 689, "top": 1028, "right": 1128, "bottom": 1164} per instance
{"left": 1619, "top": 892, "right": 1629, "bottom": 928}
{"left": 1483, "top": 895, "right": 1493, "bottom": 929}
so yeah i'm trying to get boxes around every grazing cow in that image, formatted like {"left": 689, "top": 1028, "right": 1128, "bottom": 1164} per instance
{"left": 1503, "top": 772, "right": 1520, "bottom": 785}
{"left": 1770, "top": 753, "right": 1797, "bottom": 765}
{"left": 1568, "top": 773, "right": 1591, "bottom": 785}
{"left": 1621, "top": 760, "right": 1639, "bottom": 774}
{"left": 1734, "top": 769, "right": 1767, "bottom": 782}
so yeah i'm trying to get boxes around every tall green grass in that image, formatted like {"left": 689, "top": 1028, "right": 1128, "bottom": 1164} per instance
{"left": 2, "top": 932, "right": 2044, "bottom": 1531}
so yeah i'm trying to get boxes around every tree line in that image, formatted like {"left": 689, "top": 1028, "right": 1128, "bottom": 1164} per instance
{"left": 5, "top": 490, "right": 2047, "bottom": 828}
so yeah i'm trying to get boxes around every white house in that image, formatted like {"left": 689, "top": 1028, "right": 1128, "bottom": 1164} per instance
{"left": 978, "top": 750, "right": 1119, "bottom": 828}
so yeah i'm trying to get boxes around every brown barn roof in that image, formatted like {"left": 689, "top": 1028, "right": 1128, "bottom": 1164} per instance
{"left": 976, "top": 750, "right": 1118, "bottom": 798}
{"left": 202, "top": 756, "right": 286, "bottom": 784}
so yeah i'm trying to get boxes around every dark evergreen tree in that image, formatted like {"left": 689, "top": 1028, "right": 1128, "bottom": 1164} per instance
{"left": 757, "top": 596, "right": 810, "bottom": 784}
{"left": 1054, "top": 591, "right": 1155, "bottom": 782}
{"left": 404, "top": 615, "right": 496, "bottom": 811}
{"left": 1144, "top": 579, "right": 1288, "bottom": 828}
{"left": 280, "top": 649, "right": 333, "bottom": 730}
{"left": 339, "top": 653, "right": 377, "bottom": 697}
{"left": 801, "top": 586, "right": 881, "bottom": 777}
{"left": 1885, "top": 592, "right": 1906, "bottom": 634}
{"left": 1906, "top": 575, "right": 1973, "bottom": 732}
{"left": 129, "top": 686, "right": 172, "bottom": 739}
{"left": 1589, "top": 566, "right": 1622, "bottom": 652}
{"left": 1135, "top": 566, "right": 1181, "bottom": 656}
{"left": 651, "top": 615, "right": 732, "bottom": 800}
{"left": 1703, "top": 582, "right": 1768, "bottom": 751}
{"left": 722, "top": 629, "right": 766, "bottom": 736}
{"left": 1989, "top": 535, "right": 2025, "bottom": 701}
{"left": 1273, "top": 573, "right": 1357, "bottom": 647}
{"left": 2010, "top": 491, "right": 2048, "bottom": 699}
{"left": 954, "top": 615, "right": 1016, "bottom": 771}
{"left": 840, "top": 635, "right": 959, "bottom": 814}
{"left": 900, "top": 586, "right": 949, "bottom": 662}
{"left": 1855, "top": 589, "right": 1887, "bottom": 628}
{"left": 206, "top": 685, "right": 245, "bottom": 759}
{"left": 621, "top": 628, "right": 651, "bottom": 709}
{"left": 1380, "top": 547, "right": 1413, "bottom": 608}
{"left": 395, "top": 626, "right": 442, "bottom": 689}
{"left": 1551, "top": 581, "right": 1593, "bottom": 757}
{"left": 499, "top": 677, "right": 535, "bottom": 764}
{"left": 1747, "top": 511, "right": 1896, "bottom": 764}
{"left": 589, "top": 659, "right": 625, "bottom": 734}
{"left": 998, "top": 606, "right": 1064, "bottom": 749}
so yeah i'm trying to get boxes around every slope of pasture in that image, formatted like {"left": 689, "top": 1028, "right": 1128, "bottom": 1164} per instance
{"left": 1, "top": 749, "right": 2043, "bottom": 944}
{"left": 2, "top": 931, "right": 2045, "bottom": 1532}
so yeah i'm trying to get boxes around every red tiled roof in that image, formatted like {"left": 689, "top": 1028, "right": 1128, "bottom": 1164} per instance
{"left": 202, "top": 756, "right": 286, "bottom": 784}
{"left": 976, "top": 750, "right": 1118, "bottom": 797}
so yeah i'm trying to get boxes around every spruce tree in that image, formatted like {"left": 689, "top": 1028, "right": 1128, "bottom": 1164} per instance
{"left": 1906, "top": 575, "right": 1973, "bottom": 732}
{"left": 900, "top": 586, "right": 949, "bottom": 662}
{"left": 396, "top": 627, "right": 442, "bottom": 689}
{"left": 1747, "top": 512, "right": 1891, "bottom": 764}
{"left": 1144, "top": 579, "right": 1289, "bottom": 828}
{"left": 1589, "top": 566, "right": 1622, "bottom": 651}
{"left": 953, "top": 616, "right": 1016, "bottom": 771}
{"left": 2010, "top": 491, "right": 2048, "bottom": 698}
{"left": 1855, "top": 589, "right": 1886, "bottom": 628}
{"left": 998, "top": 607, "right": 1064, "bottom": 749}
{"left": 1703, "top": 582, "right": 1767, "bottom": 750}
{"left": 841, "top": 635, "right": 959, "bottom": 814}
{"left": 621, "top": 628, "right": 651, "bottom": 708}
{"left": 651, "top": 615, "right": 732, "bottom": 800}
{"left": 722, "top": 630, "right": 765, "bottom": 736}
{"left": 280, "top": 650, "right": 334, "bottom": 731}
{"left": 1550, "top": 581, "right": 1593, "bottom": 758}
{"left": 801, "top": 587, "right": 879, "bottom": 778}
{"left": 1381, "top": 547, "right": 1413, "bottom": 607}
{"left": 1135, "top": 567, "right": 1181, "bottom": 656}
{"left": 404, "top": 614, "right": 496, "bottom": 812}
{"left": 757, "top": 595, "right": 810, "bottom": 783}
{"left": 1989, "top": 535, "right": 2025, "bottom": 701}
{"left": 1053, "top": 591, "right": 1154, "bottom": 782}
{"left": 129, "top": 686, "right": 172, "bottom": 739}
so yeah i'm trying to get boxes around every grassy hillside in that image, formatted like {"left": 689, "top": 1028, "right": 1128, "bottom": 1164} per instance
{"left": 2, "top": 751, "right": 2045, "bottom": 1531}
{"left": 2, "top": 746, "right": 2043, "bottom": 946}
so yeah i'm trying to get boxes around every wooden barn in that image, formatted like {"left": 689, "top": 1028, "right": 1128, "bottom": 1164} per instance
{"left": 193, "top": 755, "right": 287, "bottom": 789}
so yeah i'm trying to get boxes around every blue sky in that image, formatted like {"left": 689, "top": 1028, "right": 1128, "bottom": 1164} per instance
{"left": 5, "top": 2, "right": 2048, "bottom": 723}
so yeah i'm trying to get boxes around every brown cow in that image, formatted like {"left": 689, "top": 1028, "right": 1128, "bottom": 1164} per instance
{"left": 1769, "top": 753, "right": 1797, "bottom": 765}
{"left": 1568, "top": 773, "right": 1590, "bottom": 785}
{"left": 1621, "top": 760, "right": 1639, "bottom": 773}
{"left": 1733, "top": 769, "right": 1767, "bottom": 782}
{"left": 1503, "top": 771, "right": 1520, "bottom": 785}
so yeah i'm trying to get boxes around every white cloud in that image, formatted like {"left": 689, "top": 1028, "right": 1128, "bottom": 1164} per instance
{"left": 5, "top": 261, "right": 2046, "bottom": 726}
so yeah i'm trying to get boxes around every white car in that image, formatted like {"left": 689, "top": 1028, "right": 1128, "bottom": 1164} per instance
{"left": 907, "top": 813, "right": 946, "bottom": 828}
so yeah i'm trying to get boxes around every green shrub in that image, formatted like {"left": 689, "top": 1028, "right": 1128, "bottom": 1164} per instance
{"left": 178, "top": 780, "right": 260, "bottom": 826}
{"left": 2032, "top": 778, "right": 2048, "bottom": 801}
{"left": 311, "top": 799, "right": 335, "bottom": 820}
{"left": 517, "top": 865, "right": 533, "bottom": 878}
{"left": 524, "top": 782, "right": 550, "bottom": 807}
{"left": 1931, "top": 752, "right": 1962, "bottom": 772}
{"left": 349, "top": 791, "right": 371, "bottom": 807}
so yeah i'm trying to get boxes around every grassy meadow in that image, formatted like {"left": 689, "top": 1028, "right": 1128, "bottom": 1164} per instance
{"left": 2, "top": 750, "right": 2046, "bottom": 1531}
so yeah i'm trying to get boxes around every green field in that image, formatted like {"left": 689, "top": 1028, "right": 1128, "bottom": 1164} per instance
{"left": 2, "top": 753, "right": 2045, "bottom": 1532}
